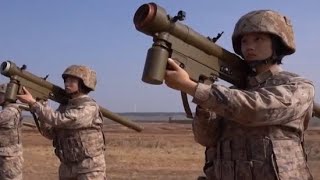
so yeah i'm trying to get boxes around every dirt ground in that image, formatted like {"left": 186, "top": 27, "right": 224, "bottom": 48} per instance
{"left": 21, "top": 122, "right": 320, "bottom": 180}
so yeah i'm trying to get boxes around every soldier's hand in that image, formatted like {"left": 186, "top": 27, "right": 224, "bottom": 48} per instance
{"left": 16, "top": 87, "right": 36, "bottom": 106}
{"left": 164, "top": 58, "right": 197, "bottom": 96}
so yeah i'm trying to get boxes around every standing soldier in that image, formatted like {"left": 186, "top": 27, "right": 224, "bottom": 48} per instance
{"left": 164, "top": 10, "right": 314, "bottom": 179}
{"left": 17, "top": 65, "right": 107, "bottom": 180}
{"left": 0, "top": 83, "right": 23, "bottom": 180}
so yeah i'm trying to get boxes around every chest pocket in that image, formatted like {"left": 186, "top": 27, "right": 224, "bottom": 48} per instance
{"left": 53, "top": 129, "right": 105, "bottom": 163}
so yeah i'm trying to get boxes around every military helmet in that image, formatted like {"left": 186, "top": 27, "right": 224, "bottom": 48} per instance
{"left": 232, "top": 10, "right": 295, "bottom": 57}
{"left": 62, "top": 65, "right": 97, "bottom": 91}
{"left": 0, "top": 83, "right": 7, "bottom": 94}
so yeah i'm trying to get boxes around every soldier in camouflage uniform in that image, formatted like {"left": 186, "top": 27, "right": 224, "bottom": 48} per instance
{"left": 164, "top": 10, "right": 314, "bottom": 180}
{"left": 17, "top": 65, "right": 107, "bottom": 180}
{"left": 0, "top": 83, "right": 23, "bottom": 180}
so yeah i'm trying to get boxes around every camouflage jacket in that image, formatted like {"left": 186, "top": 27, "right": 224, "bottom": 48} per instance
{"left": 0, "top": 104, "right": 22, "bottom": 156}
{"left": 31, "top": 95, "right": 103, "bottom": 130}
{"left": 192, "top": 67, "right": 314, "bottom": 180}
{"left": 31, "top": 95, "right": 105, "bottom": 167}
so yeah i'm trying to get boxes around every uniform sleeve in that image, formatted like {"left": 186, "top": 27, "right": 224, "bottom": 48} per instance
{"left": 192, "top": 105, "right": 223, "bottom": 147}
{"left": 0, "top": 105, "right": 21, "bottom": 127}
{"left": 39, "top": 122, "right": 55, "bottom": 140}
{"left": 192, "top": 79, "right": 315, "bottom": 127}
{"left": 30, "top": 102, "right": 98, "bottom": 128}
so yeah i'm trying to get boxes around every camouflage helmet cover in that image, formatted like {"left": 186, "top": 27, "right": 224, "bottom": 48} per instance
{"left": 232, "top": 10, "right": 295, "bottom": 57}
{"left": 0, "top": 83, "right": 6, "bottom": 94}
{"left": 62, "top": 65, "right": 97, "bottom": 91}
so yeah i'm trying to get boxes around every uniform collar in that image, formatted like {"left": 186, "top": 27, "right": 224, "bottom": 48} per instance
{"left": 69, "top": 94, "right": 89, "bottom": 102}
{"left": 247, "top": 66, "right": 283, "bottom": 87}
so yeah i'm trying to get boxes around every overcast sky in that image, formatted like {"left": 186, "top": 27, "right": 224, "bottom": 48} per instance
{"left": 1, "top": 0, "right": 319, "bottom": 112}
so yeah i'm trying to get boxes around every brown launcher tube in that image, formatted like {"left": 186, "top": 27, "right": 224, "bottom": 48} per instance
{"left": 133, "top": 3, "right": 244, "bottom": 66}
{"left": 1, "top": 61, "right": 67, "bottom": 103}
{"left": 0, "top": 61, "right": 143, "bottom": 132}
{"left": 100, "top": 107, "right": 142, "bottom": 132}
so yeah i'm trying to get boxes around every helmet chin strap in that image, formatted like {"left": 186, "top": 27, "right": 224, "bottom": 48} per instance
{"left": 67, "top": 90, "right": 82, "bottom": 98}
{"left": 245, "top": 49, "right": 282, "bottom": 72}
{"left": 245, "top": 56, "right": 274, "bottom": 69}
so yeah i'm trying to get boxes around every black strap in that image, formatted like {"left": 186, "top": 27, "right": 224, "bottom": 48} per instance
{"left": 181, "top": 91, "right": 193, "bottom": 118}
{"left": 30, "top": 112, "right": 42, "bottom": 135}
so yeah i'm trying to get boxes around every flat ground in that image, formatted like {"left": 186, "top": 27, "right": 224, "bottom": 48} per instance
{"left": 21, "top": 123, "right": 320, "bottom": 180}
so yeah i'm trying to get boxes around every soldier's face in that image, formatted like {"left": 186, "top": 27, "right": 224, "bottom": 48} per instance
{"left": 240, "top": 33, "right": 273, "bottom": 61}
{"left": 64, "top": 76, "right": 80, "bottom": 94}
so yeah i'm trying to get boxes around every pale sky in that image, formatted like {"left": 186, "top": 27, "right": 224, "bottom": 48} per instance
{"left": 1, "top": 0, "right": 319, "bottom": 112}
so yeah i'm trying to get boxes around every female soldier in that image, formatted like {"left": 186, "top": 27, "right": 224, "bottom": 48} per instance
{"left": 165, "top": 10, "right": 314, "bottom": 179}
{"left": 17, "top": 65, "right": 107, "bottom": 180}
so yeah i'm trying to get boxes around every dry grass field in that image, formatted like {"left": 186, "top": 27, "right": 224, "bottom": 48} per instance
{"left": 21, "top": 122, "right": 320, "bottom": 180}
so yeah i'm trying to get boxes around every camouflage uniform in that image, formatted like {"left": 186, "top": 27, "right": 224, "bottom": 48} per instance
{"left": 192, "top": 10, "right": 314, "bottom": 180}
{"left": 0, "top": 84, "right": 23, "bottom": 180}
{"left": 30, "top": 65, "right": 107, "bottom": 180}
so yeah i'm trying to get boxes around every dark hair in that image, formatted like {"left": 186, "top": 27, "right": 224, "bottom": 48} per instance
{"left": 272, "top": 35, "right": 286, "bottom": 64}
